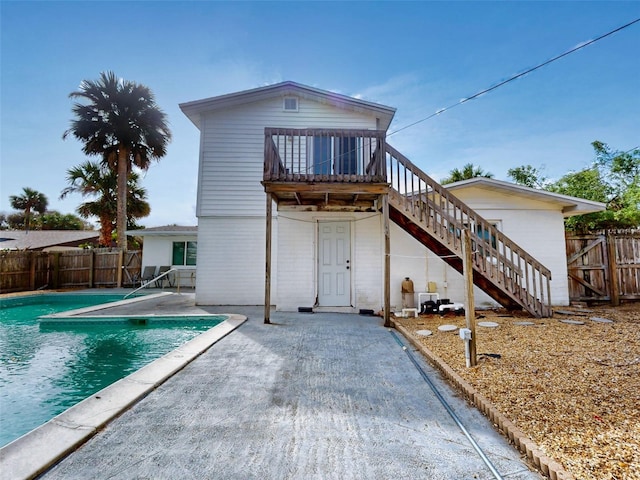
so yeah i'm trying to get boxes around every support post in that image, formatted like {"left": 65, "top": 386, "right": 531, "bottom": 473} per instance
{"left": 264, "top": 193, "right": 273, "bottom": 324}
{"left": 383, "top": 194, "right": 391, "bottom": 327}
{"left": 606, "top": 232, "right": 620, "bottom": 306}
{"left": 462, "top": 229, "right": 477, "bottom": 367}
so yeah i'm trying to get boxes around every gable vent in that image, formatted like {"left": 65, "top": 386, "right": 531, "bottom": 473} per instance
{"left": 283, "top": 97, "right": 298, "bottom": 112}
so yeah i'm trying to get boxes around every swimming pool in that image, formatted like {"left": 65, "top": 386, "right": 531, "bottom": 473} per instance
{"left": 0, "top": 293, "right": 225, "bottom": 447}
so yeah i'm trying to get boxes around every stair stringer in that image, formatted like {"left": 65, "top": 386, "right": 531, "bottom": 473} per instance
{"left": 384, "top": 144, "right": 553, "bottom": 318}
{"left": 389, "top": 198, "right": 526, "bottom": 311}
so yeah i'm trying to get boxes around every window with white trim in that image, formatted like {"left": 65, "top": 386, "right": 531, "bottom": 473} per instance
{"left": 283, "top": 97, "right": 298, "bottom": 112}
{"left": 172, "top": 241, "right": 197, "bottom": 266}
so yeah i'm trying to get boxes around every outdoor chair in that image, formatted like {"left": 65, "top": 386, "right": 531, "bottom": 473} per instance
{"left": 157, "top": 265, "right": 173, "bottom": 288}
{"left": 141, "top": 266, "right": 157, "bottom": 286}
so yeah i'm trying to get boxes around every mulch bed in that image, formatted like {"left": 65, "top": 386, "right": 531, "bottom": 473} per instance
{"left": 395, "top": 303, "right": 640, "bottom": 480}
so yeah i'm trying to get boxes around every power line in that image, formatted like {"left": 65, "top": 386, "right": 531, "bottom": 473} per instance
{"left": 388, "top": 18, "right": 640, "bottom": 137}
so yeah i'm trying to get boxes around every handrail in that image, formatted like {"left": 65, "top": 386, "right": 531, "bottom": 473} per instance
{"left": 263, "top": 128, "right": 387, "bottom": 182}
{"left": 385, "top": 143, "right": 553, "bottom": 317}
{"left": 124, "top": 268, "right": 178, "bottom": 299}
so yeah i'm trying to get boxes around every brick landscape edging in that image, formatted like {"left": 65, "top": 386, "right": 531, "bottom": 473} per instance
{"left": 393, "top": 322, "right": 575, "bottom": 480}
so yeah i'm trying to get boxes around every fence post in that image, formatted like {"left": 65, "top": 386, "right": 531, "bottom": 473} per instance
{"left": 606, "top": 232, "right": 620, "bottom": 306}
{"left": 51, "top": 252, "right": 60, "bottom": 289}
{"left": 29, "top": 251, "right": 36, "bottom": 291}
{"left": 88, "top": 250, "right": 95, "bottom": 288}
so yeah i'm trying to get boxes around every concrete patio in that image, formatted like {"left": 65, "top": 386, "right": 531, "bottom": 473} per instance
{"left": 6, "top": 295, "right": 542, "bottom": 479}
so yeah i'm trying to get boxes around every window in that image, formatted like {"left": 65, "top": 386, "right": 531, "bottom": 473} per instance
{"left": 172, "top": 241, "right": 197, "bottom": 266}
{"left": 336, "top": 136, "right": 359, "bottom": 174}
{"left": 283, "top": 97, "right": 298, "bottom": 112}
{"left": 309, "top": 136, "right": 361, "bottom": 175}
{"left": 313, "top": 136, "right": 332, "bottom": 174}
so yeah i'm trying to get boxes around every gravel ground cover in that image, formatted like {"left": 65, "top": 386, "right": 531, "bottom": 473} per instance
{"left": 396, "top": 303, "right": 640, "bottom": 480}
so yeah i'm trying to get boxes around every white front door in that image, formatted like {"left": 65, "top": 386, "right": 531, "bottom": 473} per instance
{"left": 317, "top": 221, "right": 351, "bottom": 306}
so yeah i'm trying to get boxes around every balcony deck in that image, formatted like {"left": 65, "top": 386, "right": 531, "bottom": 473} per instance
{"left": 262, "top": 128, "right": 389, "bottom": 210}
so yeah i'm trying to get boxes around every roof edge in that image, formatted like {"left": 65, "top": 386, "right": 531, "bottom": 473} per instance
{"left": 179, "top": 81, "right": 396, "bottom": 130}
{"left": 444, "top": 177, "right": 607, "bottom": 216}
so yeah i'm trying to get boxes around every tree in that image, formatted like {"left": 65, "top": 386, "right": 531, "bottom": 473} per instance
{"left": 36, "top": 211, "right": 91, "bottom": 230}
{"left": 441, "top": 163, "right": 494, "bottom": 184}
{"left": 508, "top": 142, "right": 640, "bottom": 232}
{"left": 60, "top": 160, "right": 151, "bottom": 246}
{"left": 507, "top": 165, "right": 549, "bottom": 189}
{"left": 9, "top": 187, "right": 48, "bottom": 231}
{"left": 548, "top": 167, "right": 616, "bottom": 232}
{"left": 64, "top": 71, "right": 171, "bottom": 249}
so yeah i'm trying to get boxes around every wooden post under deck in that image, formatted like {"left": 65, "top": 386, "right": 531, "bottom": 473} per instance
{"left": 383, "top": 194, "right": 391, "bottom": 328}
{"left": 264, "top": 193, "right": 273, "bottom": 324}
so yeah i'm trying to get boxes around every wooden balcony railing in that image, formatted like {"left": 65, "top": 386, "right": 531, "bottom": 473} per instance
{"left": 264, "top": 128, "right": 387, "bottom": 183}
{"left": 385, "top": 144, "right": 553, "bottom": 317}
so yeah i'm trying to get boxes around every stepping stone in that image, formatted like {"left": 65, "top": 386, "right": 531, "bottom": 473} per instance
{"left": 555, "top": 309, "right": 588, "bottom": 316}
{"left": 478, "top": 321, "right": 499, "bottom": 328}
{"left": 438, "top": 324, "right": 458, "bottom": 332}
{"left": 514, "top": 321, "right": 535, "bottom": 326}
{"left": 416, "top": 329, "right": 433, "bottom": 336}
{"left": 574, "top": 308, "right": 594, "bottom": 314}
{"left": 590, "top": 317, "right": 614, "bottom": 323}
{"left": 560, "top": 319, "right": 585, "bottom": 325}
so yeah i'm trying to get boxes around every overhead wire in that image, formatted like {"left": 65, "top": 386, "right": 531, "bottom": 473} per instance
{"left": 388, "top": 17, "right": 640, "bottom": 138}
{"left": 275, "top": 18, "right": 639, "bottom": 176}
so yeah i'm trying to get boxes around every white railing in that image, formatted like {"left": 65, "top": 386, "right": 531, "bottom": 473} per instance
{"left": 124, "top": 267, "right": 181, "bottom": 299}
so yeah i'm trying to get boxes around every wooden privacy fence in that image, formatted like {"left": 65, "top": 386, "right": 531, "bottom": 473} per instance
{"left": 0, "top": 249, "right": 141, "bottom": 294}
{"left": 566, "top": 230, "right": 640, "bottom": 305}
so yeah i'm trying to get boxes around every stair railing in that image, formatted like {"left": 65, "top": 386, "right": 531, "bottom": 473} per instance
{"left": 124, "top": 268, "right": 179, "bottom": 299}
{"left": 385, "top": 144, "right": 552, "bottom": 317}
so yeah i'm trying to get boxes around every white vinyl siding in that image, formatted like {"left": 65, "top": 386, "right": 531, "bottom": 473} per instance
{"left": 195, "top": 216, "right": 275, "bottom": 305}
{"left": 445, "top": 187, "right": 570, "bottom": 306}
{"left": 276, "top": 211, "right": 383, "bottom": 312}
{"left": 276, "top": 214, "right": 316, "bottom": 310}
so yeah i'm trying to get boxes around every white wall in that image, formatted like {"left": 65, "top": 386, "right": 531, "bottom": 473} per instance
{"left": 275, "top": 211, "right": 382, "bottom": 312}
{"left": 388, "top": 223, "right": 486, "bottom": 311}
{"left": 141, "top": 235, "right": 197, "bottom": 270}
{"left": 195, "top": 216, "right": 275, "bottom": 305}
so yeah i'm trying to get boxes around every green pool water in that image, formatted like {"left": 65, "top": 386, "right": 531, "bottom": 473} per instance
{"left": 0, "top": 293, "right": 224, "bottom": 447}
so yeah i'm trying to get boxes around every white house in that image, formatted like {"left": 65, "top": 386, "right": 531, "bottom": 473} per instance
{"left": 396, "top": 178, "right": 606, "bottom": 310}
{"left": 127, "top": 225, "right": 198, "bottom": 287}
{"left": 180, "top": 81, "right": 605, "bottom": 320}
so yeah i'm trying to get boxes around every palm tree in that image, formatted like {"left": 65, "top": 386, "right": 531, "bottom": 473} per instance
{"left": 64, "top": 71, "right": 171, "bottom": 249}
{"left": 441, "top": 163, "right": 494, "bottom": 185}
{"left": 60, "top": 160, "right": 151, "bottom": 246}
{"left": 9, "top": 187, "right": 49, "bottom": 231}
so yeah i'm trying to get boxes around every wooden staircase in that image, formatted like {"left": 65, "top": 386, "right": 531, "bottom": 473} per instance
{"left": 385, "top": 144, "right": 553, "bottom": 317}
{"left": 261, "top": 127, "right": 553, "bottom": 318}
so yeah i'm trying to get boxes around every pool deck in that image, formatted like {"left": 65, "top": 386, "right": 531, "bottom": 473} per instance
{"left": 2, "top": 292, "right": 542, "bottom": 479}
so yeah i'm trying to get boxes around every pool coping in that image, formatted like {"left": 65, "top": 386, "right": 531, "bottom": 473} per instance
{"left": 0, "top": 313, "right": 247, "bottom": 480}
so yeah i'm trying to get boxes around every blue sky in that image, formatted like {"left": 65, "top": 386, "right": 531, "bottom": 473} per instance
{"left": 1, "top": 1, "right": 639, "bottom": 227}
